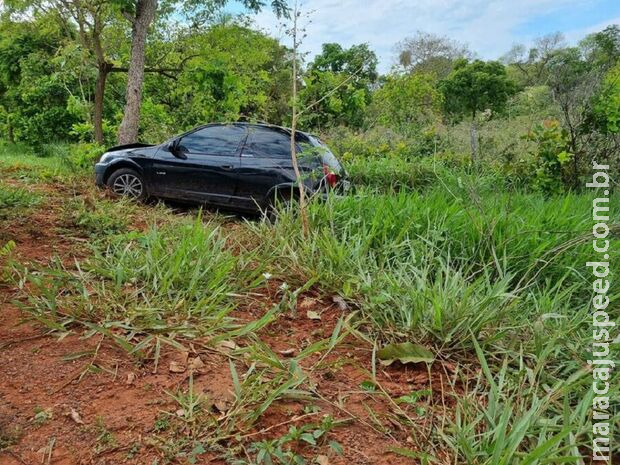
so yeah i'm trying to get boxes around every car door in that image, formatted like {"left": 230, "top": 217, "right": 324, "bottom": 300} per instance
{"left": 235, "top": 126, "right": 296, "bottom": 209}
{"left": 151, "top": 124, "right": 246, "bottom": 204}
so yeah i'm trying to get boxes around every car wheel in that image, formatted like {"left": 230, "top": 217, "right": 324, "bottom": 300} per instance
{"left": 107, "top": 168, "right": 146, "bottom": 200}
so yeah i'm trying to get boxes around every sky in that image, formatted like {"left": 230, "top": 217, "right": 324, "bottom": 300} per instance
{"left": 228, "top": 0, "right": 620, "bottom": 72}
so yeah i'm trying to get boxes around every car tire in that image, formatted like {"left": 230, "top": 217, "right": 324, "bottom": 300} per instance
{"left": 106, "top": 168, "right": 147, "bottom": 201}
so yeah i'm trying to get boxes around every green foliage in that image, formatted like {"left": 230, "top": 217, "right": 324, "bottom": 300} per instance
{"left": 326, "top": 125, "right": 444, "bottom": 162}
{"left": 299, "top": 43, "right": 378, "bottom": 130}
{"left": 592, "top": 62, "right": 620, "bottom": 133}
{"left": 252, "top": 183, "right": 617, "bottom": 347}
{"left": 246, "top": 416, "right": 341, "bottom": 464}
{"left": 0, "top": 142, "right": 90, "bottom": 182}
{"left": 62, "top": 197, "right": 133, "bottom": 237}
{"left": 11, "top": 215, "right": 269, "bottom": 356}
{"left": 344, "top": 156, "right": 438, "bottom": 192}
{"left": 369, "top": 73, "right": 442, "bottom": 136}
{"left": 147, "top": 23, "right": 292, "bottom": 139}
{"left": 524, "top": 119, "right": 573, "bottom": 194}
{"left": 440, "top": 59, "right": 517, "bottom": 120}
{"left": 0, "top": 13, "right": 81, "bottom": 145}
{"left": 4, "top": 145, "right": 620, "bottom": 462}
{"left": 580, "top": 24, "right": 620, "bottom": 68}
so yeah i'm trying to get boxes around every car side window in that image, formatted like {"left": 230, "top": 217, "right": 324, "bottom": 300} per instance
{"left": 178, "top": 125, "right": 246, "bottom": 156}
{"left": 242, "top": 127, "right": 292, "bottom": 159}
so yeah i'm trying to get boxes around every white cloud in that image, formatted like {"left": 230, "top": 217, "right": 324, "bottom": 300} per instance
{"left": 248, "top": 0, "right": 614, "bottom": 72}
{"left": 564, "top": 16, "right": 620, "bottom": 45}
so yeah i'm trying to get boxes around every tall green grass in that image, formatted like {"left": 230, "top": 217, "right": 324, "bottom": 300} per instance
{"left": 0, "top": 141, "right": 96, "bottom": 182}
{"left": 247, "top": 178, "right": 619, "bottom": 461}
{"left": 252, "top": 185, "right": 617, "bottom": 345}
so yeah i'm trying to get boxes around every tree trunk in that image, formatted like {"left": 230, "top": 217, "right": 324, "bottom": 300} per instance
{"left": 117, "top": 0, "right": 157, "bottom": 144}
{"left": 470, "top": 116, "right": 478, "bottom": 164}
{"left": 289, "top": 2, "right": 308, "bottom": 236}
{"left": 94, "top": 62, "right": 110, "bottom": 145}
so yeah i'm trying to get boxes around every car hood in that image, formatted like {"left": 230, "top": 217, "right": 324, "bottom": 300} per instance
{"left": 106, "top": 142, "right": 155, "bottom": 153}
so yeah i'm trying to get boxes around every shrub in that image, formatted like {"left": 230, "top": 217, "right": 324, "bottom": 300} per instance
{"left": 524, "top": 119, "right": 573, "bottom": 194}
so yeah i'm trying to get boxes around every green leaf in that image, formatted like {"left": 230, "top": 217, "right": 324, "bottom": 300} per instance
{"left": 329, "top": 440, "right": 343, "bottom": 455}
{"left": 300, "top": 433, "right": 316, "bottom": 445}
{"left": 519, "top": 428, "right": 572, "bottom": 465}
{"left": 377, "top": 342, "right": 434, "bottom": 366}
{"left": 360, "top": 380, "right": 377, "bottom": 392}
{"left": 397, "top": 389, "right": 432, "bottom": 404}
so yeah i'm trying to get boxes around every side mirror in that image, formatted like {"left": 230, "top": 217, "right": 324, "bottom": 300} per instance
{"left": 167, "top": 140, "right": 187, "bottom": 159}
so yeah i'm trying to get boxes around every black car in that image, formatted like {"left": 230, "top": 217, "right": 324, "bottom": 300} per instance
{"left": 95, "top": 122, "right": 347, "bottom": 213}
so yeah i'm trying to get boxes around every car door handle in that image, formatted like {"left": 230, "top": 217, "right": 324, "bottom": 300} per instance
{"left": 220, "top": 165, "right": 234, "bottom": 170}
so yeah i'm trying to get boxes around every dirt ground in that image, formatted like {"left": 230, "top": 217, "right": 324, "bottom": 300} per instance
{"left": 0, "top": 179, "right": 458, "bottom": 464}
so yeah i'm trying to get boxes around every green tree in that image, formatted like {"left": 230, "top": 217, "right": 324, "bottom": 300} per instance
{"left": 369, "top": 72, "right": 442, "bottom": 136}
{"left": 116, "top": 0, "right": 289, "bottom": 144}
{"left": 299, "top": 43, "right": 378, "bottom": 130}
{"left": 0, "top": 13, "right": 80, "bottom": 144}
{"left": 592, "top": 63, "right": 620, "bottom": 134}
{"left": 440, "top": 59, "right": 516, "bottom": 161}
{"left": 140, "top": 22, "right": 292, "bottom": 139}
{"left": 545, "top": 27, "right": 619, "bottom": 187}
{"left": 580, "top": 24, "right": 620, "bottom": 68}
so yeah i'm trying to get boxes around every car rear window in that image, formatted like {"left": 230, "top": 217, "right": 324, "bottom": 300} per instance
{"left": 242, "top": 127, "right": 292, "bottom": 159}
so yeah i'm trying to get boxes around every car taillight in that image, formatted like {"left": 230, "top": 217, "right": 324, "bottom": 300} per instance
{"left": 323, "top": 164, "right": 339, "bottom": 188}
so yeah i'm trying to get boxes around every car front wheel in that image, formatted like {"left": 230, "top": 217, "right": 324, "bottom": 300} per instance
{"left": 107, "top": 168, "right": 146, "bottom": 200}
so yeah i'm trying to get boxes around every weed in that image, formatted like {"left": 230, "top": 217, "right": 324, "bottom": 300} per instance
{"left": 165, "top": 373, "right": 211, "bottom": 437}
{"left": 93, "top": 417, "right": 117, "bottom": 455}
{"left": 10, "top": 216, "right": 272, "bottom": 360}
{"left": 242, "top": 416, "right": 342, "bottom": 465}
{"left": 62, "top": 196, "right": 133, "bottom": 237}
{"left": 33, "top": 407, "right": 53, "bottom": 426}
{"left": 0, "top": 183, "right": 40, "bottom": 219}
{"left": 153, "top": 413, "right": 171, "bottom": 433}
{"left": 0, "top": 425, "right": 22, "bottom": 451}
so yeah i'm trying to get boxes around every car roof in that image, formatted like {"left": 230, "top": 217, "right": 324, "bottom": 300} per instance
{"left": 208, "top": 121, "right": 313, "bottom": 138}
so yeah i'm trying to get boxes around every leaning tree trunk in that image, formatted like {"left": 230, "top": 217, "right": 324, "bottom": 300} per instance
{"left": 94, "top": 62, "right": 110, "bottom": 145}
{"left": 117, "top": 0, "right": 157, "bottom": 144}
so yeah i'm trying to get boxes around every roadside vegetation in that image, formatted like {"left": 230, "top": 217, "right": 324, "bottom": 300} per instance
{"left": 1, "top": 141, "right": 618, "bottom": 463}
{"left": 0, "top": 2, "right": 619, "bottom": 464}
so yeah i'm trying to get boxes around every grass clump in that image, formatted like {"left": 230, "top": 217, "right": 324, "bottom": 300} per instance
{"left": 0, "top": 183, "right": 40, "bottom": 219}
{"left": 252, "top": 183, "right": 618, "bottom": 348}
{"left": 11, "top": 215, "right": 269, "bottom": 357}
{"left": 344, "top": 156, "right": 439, "bottom": 192}
{"left": 61, "top": 196, "right": 135, "bottom": 237}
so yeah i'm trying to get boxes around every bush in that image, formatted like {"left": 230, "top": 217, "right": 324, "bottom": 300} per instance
{"left": 524, "top": 119, "right": 573, "bottom": 194}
